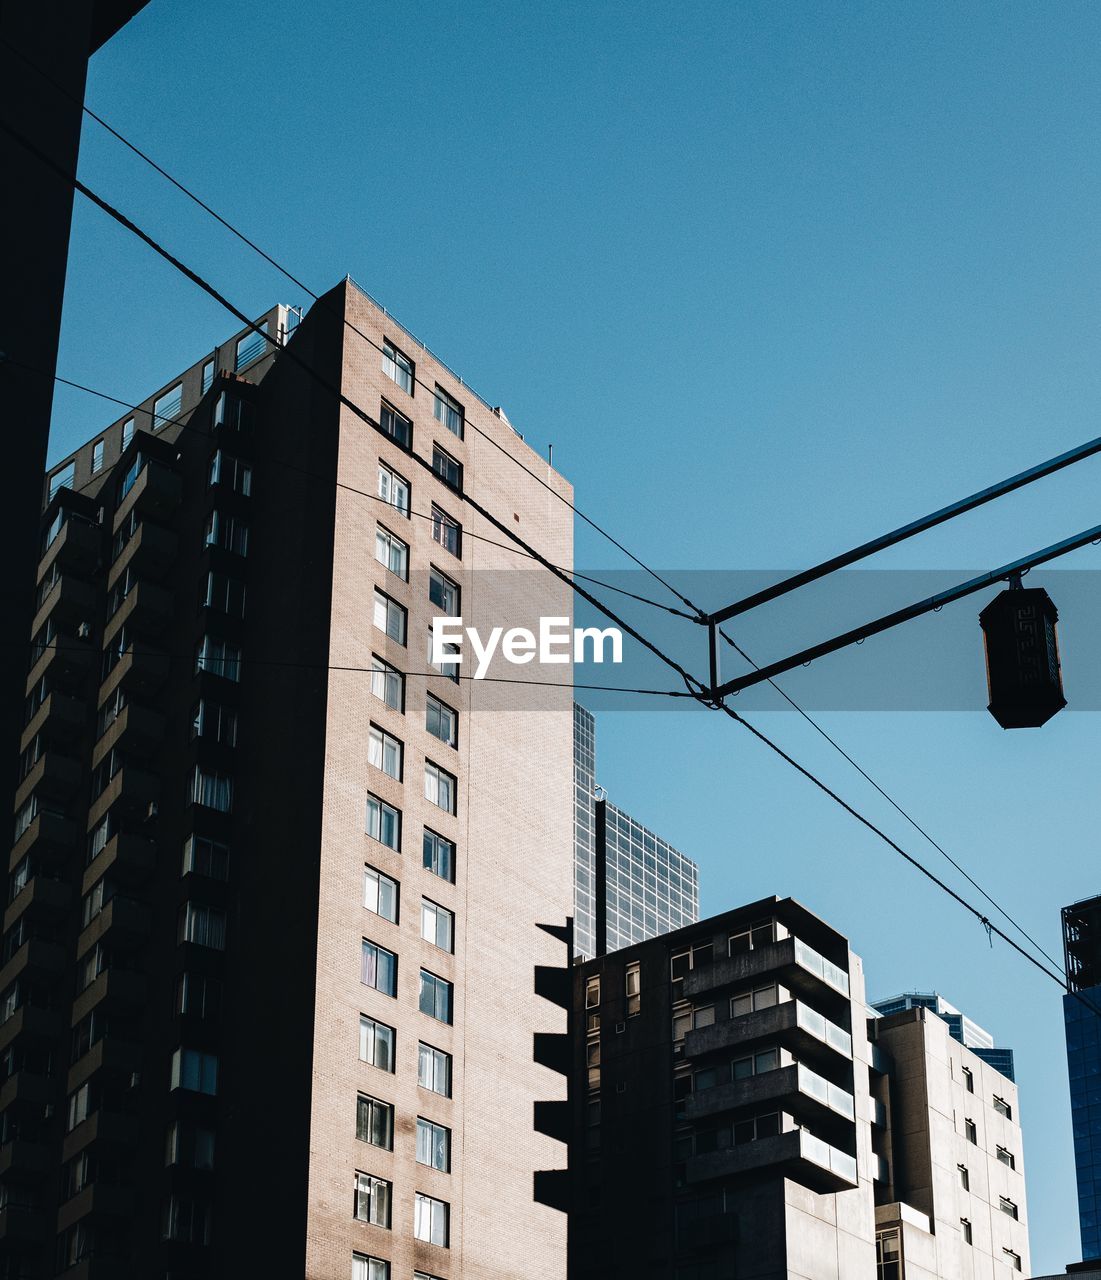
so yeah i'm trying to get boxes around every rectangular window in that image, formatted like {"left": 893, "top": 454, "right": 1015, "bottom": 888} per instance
{"left": 202, "top": 359, "right": 215, "bottom": 394}
{"left": 585, "top": 976, "right": 600, "bottom": 1009}
{"left": 373, "top": 590, "right": 407, "bottom": 646}
{"left": 361, "top": 940, "right": 398, "bottom": 997}
{"left": 964, "top": 1117, "right": 977, "bottom": 1144}
{"left": 164, "top": 1121, "right": 215, "bottom": 1170}
{"left": 91, "top": 440, "right": 105, "bottom": 474}
{"left": 999, "top": 1197, "right": 1018, "bottom": 1220}
{"left": 170, "top": 1047, "right": 219, "bottom": 1095}
{"left": 364, "top": 866, "right": 399, "bottom": 924}
{"left": 425, "top": 695, "right": 457, "bottom": 748}
{"left": 957, "top": 1163, "right": 969, "bottom": 1190}
{"left": 235, "top": 324, "right": 268, "bottom": 371}
{"left": 208, "top": 450, "right": 252, "bottom": 495}
{"left": 176, "top": 972, "right": 222, "bottom": 1020}
{"left": 431, "top": 505, "right": 461, "bottom": 557}
{"left": 352, "top": 1255, "right": 390, "bottom": 1280}
{"left": 428, "top": 568, "right": 460, "bottom": 616}
{"left": 427, "top": 625, "right": 460, "bottom": 683}
{"left": 202, "top": 571, "right": 247, "bottom": 617}
{"left": 414, "top": 1193, "right": 449, "bottom": 1248}
{"left": 379, "top": 402, "right": 413, "bottom": 449}
{"left": 178, "top": 902, "right": 227, "bottom": 950}
{"left": 382, "top": 340, "right": 414, "bottom": 394}
{"left": 418, "top": 1043, "right": 452, "bottom": 1097}
{"left": 356, "top": 1094, "right": 394, "bottom": 1150}
{"left": 433, "top": 386, "right": 464, "bottom": 438}
{"left": 196, "top": 636, "right": 242, "bottom": 682}
{"left": 122, "top": 418, "right": 135, "bottom": 450}
{"left": 182, "top": 835, "right": 230, "bottom": 880}
{"left": 354, "top": 1172, "right": 392, "bottom": 1228}
{"left": 419, "top": 970, "right": 452, "bottom": 1024}
{"left": 366, "top": 794, "right": 401, "bottom": 850}
{"left": 421, "top": 899, "right": 454, "bottom": 953}
{"left": 416, "top": 1117, "right": 450, "bottom": 1172}
{"left": 48, "top": 461, "right": 75, "bottom": 501}
{"left": 992, "top": 1094, "right": 1012, "bottom": 1119}
{"left": 962, "top": 1065, "right": 974, "bottom": 1093}
{"left": 153, "top": 383, "right": 183, "bottom": 429}
{"left": 996, "top": 1145, "right": 1016, "bottom": 1169}
{"left": 626, "top": 962, "right": 641, "bottom": 1017}
{"left": 191, "top": 700, "right": 239, "bottom": 748}
{"left": 359, "top": 1015, "right": 395, "bottom": 1072}
{"left": 424, "top": 762, "right": 456, "bottom": 814}
{"left": 188, "top": 764, "right": 233, "bottom": 813}
{"left": 1003, "top": 1249, "right": 1021, "bottom": 1272}
{"left": 370, "top": 655, "right": 404, "bottom": 712}
{"left": 375, "top": 525, "right": 409, "bottom": 580}
{"left": 730, "top": 985, "right": 779, "bottom": 1017}
{"left": 961, "top": 1218, "right": 972, "bottom": 1246}
{"left": 378, "top": 462, "right": 410, "bottom": 516}
{"left": 431, "top": 445, "right": 462, "bottom": 492}
{"left": 423, "top": 830, "right": 455, "bottom": 883}
{"left": 204, "top": 509, "right": 249, "bottom": 556}
{"left": 368, "top": 724, "right": 403, "bottom": 780}
{"left": 162, "top": 1195, "right": 212, "bottom": 1244}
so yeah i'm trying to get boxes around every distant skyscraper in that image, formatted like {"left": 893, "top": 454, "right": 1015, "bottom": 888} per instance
{"left": 1063, "top": 893, "right": 1101, "bottom": 1264}
{"left": 872, "top": 990, "right": 1015, "bottom": 1081}
{"left": 572, "top": 703, "right": 698, "bottom": 959}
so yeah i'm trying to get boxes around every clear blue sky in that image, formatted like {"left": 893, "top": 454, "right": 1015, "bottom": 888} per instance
{"left": 57, "top": 1, "right": 1101, "bottom": 1267}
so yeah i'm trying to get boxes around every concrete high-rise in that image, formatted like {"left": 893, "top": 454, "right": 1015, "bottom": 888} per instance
{"left": 2, "top": 281, "right": 574, "bottom": 1278}
{"left": 572, "top": 702, "right": 698, "bottom": 961}
{"left": 570, "top": 898, "right": 1029, "bottom": 1279}
{"left": 872, "top": 991, "right": 1015, "bottom": 1081}
{"left": 1063, "top": 893, "right": 1101, "bottom": 1265}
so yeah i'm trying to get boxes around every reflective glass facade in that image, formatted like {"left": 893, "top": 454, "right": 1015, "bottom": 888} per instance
{"left": 573, "top": 703, "right": 598, "bottom": 959}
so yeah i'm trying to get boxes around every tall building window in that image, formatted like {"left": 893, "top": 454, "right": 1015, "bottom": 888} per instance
{"left": 364, "top": 866, "right": 399, "bottom": 923}
{"left": 91, "top": 439, "right": 105, "bottom": 474}
{"left": 373, "top": 590, "right": 407, "bottom": 645}
{"left": 47, "top": 461, "right": 75, "bottom": 501}
{"left": 431, "top": 505, "right": 461, "bottom": 557}
{"left": 375, "top": 525, "right": 409, "bottom": 580}
{"left": 235, "top": 324, "right": 269, "bottom": 371}
{"left": 427, "top": 625, "right": 460, "bottom": 683}
{"left": 370, "top": 655, "right": 404, "bottom": 712}
{"left": 419, "top": 970, "right": 452, "bottom": 1024}
{"left": 964, "top": 1117, "right": 977, "bottom": 1144}
{"left": 213, "top": 391, "right": 254, "bottom": 432}
{"left": 122, "top": 418, "right": 135, "bottom": 450}
{"left": 417, "top": 1043, "right": 451, "bottom": 1097}
{"left": 209, "top": 450, "right": 252, "bottom": 495}
{"left": 876, "top": 1228, "right": 901, "bottom": 1279}
{"left": 413, "top": 1193, "right": 449, "bottom": 1248}
{"left": 423, "top": 830, "right": 455, "bottom": 883}
{"left": 382, "top": 340, "right": 414, "bottom": 394}
{"left": 424, "top": 762, "right": 456, "bottom": 814}
{"left": 165, "top": 1121, "right": 215, "bottom": 1170}
{"left": 992, "top": 1094, "right": 1012, "bottom": 1119}
{"left": 368, "top": 724, "right": 403, "bottom": 780}
{"left": 204, "top": 509, "right": 250, "bottom": 556}
{"left": 366, "top": 794, "right": 401, "bottom": 850}
{"left": 178, "top": 902, "right": 227, "bottom": 950}
{"left": 431, "top": 445, "right": 462, "bottom": 492}
{"left": 730, "top": 985, "right": 779, "bottom": 1017}
{"left": 379, "top": 402, "right": 413, "bottom": 449}
{"left": 202, "top": 359, "right": 215, "bottom": 393}
{"left": 1003, "top": 1249, "right": 1022, "bottom": 1271}
{"left": 162, "top": 1195, "right": 212, "bottom": 1244}
{"left": 378, "top": 462, "right": 410, "bottom": 516}
{"left": 176, "top": 972, "right": 222, "bottom": 1019}
{"left": 356, "top": 1094, "right": 394, "bottom": 1150}
{"left": 191, "top": 701, "right": 239, "bottom": 748}
{"left": 196, "top": 636, "right": 242, "bottom": 682}
{"left": 962, "top": 1065, "right": 974, "bottom": 1093}
{"left": 153, "top": 383, "right": 183, "bottom": 429}
{"left": 188, "top": 764, "right": 233, "bottom": 813}
{"left": 354, "top": 1172, "right": 392, "bottom": 1228}
{"left": 416, "top": 1118, "right": 450, "bottom": 1172}
{"left": 957, "top": 1163, "right": 969, "bottom": 1190}
{"left": 425, "top": 694, "right": 457, "bottom": 748}
{"left": 999, "top": 1197, "right": 1019, "bottom": 1220}
{"left": 182, "top": 835, "right": 230, "bottom": 881}
{"left": 996, "top": 1144, "right": 1016, "bottom": 1169}
{"left": 433, "top": 386, "right": 463, "bottom": 438}
{"left": 202, "top": 571, "right": 247, "bottom": 617}
{"left": 626, "top": 962, "right": 641, "bottom": 1017}
{"left": 170, "top": 1047, "right": 219, "bottom": 1095}
{"left": 359, "top": 1015, "right": 395, "bottom": 1072}
{"left": 960, "top": 1219, "right": 972, "bottom": 1246}
{"left": 421, "top": 899, "right": 454, "bottom": 952}
{"left": 352, "top": 1255, "right": 390, "bottom": 1280}
{"left": 361, "top": 940, "right": 398, "bottom": 997}
{"left": 585, "top": 976, "right": 600, "bottom": 1008}
{"left": 428, "top": 568, "right": 460, "bottom": 616}
{"left": 728, "top": 919, "right": 776, "bottom": 953}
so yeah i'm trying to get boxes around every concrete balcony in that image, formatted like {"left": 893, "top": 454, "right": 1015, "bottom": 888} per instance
{"left": 71, "top": 969, "right": 148, "bottom": 1025}
{"left": 687, "top": 1128, "right": 859, "bottom": 1195}
{"left": 20, "top": 691, "right": 85, "bottom": 751}
{"left": 108, "top": 519, "right": 177, "bottom": 587}
{"left": 685, "top": 1000, "right": 853, "bottom": 1069}
{"left": 0, "top": 1005, "right": 65, "bottom": 1054}
{"left": 686, "top": 1062, "right": 856, "bottom": 1132}
{"left": 67, "top": 1036, "right": 142, "bottom": 1093}
{"left": 38, "top": 517, "right": 100, "bottom": 581}
{"left": 86, "top": 764, "right": 159, "bottom": 830}
{"left": 684, "top": 936, "right": 850, "bottom": 1006}
{"left": 31, "top": 575, "right": 97, "bottom": 637}
{"left": 0, "top": 938, "right": 67, "bottom": 992}
{"left": 61, "top": 1109, "right": 139, "bottom": 1162}
{"left": 24, "top": 635, "right": 94, "bottom": 694}
{"left": 76, "top": 897, "right": 151, "bottom": 957}
{"left": 13, "top": 751, "right": 81, "bottom": 812}
{"left": 92, "top": 703, "right": 165, "bottom": 769}
{"left": 0, "top": 1070, "right": 52, "bottom": 1112}
{"left": 97, "top": 643, "right": 171, "bottom": 704}
{"left": 57, "top": 1182, "right": 135, "bottom": 1233}
{"left": 82, "top": 833, "right": 156, "bottom": 894}
{"left": 112, "top": 459, "right": 182, "bottom": 528}
{"left": 8, "top": 811, "right": 76, "bottom": 872}
{"left": 102, "top": 580, "right": 174, "bottom": 645}
{"left": 0, "top": 1140, "right": 52, "bottom": 1179}
{"left": 4, "top": 876, "right": 72, "bottom": 933}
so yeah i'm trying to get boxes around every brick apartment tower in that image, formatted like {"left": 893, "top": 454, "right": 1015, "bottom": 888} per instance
{"left": 2, "top": 282, "right": 573, "bottom": 1279}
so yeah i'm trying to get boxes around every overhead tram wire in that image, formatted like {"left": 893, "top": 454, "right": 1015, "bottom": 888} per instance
{"left": 715, "top": 626, "right": 1068, "bottom": 978}
{"left": 3, "top": 113, "right": 1089, "bottom": 1020}
{"left": 10, "top": 360, "right": 696, "bottom": 622}
{"left": 0, "top": 33, "right": 705, "bottom": 622}
{"left": 0, "top": 120, "right": 706, "bottom": 699}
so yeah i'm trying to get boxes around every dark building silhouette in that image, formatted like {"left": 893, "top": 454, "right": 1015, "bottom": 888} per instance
{"left": 1063, "top": 893, "right": 1101, "bottom": 1266}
